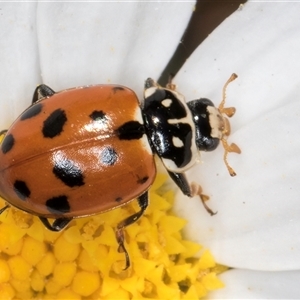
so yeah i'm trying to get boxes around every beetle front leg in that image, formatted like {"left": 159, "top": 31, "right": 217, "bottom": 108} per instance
{"left": 190, "top": 182, "right": 217, "bottom": 216}
{"left": 39, "top": 217, "right": 72, "bottom": 231}
{"left": 115, "top": 191, "right": 148, "bottom": 270}
{"left": 168, "top": 171, "right": 216, "bottom": 216}
{"left": 32, "top": 84, "right": 55, "bottom": 104}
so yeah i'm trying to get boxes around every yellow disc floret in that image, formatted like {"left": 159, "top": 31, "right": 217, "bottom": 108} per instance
{"left": 0, "top": 173, "right": 225, "bottom": 299}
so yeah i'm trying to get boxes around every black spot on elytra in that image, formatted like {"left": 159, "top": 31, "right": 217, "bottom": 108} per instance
{"left": 14, "top": 180, "right": 31, "bottom": 200}
{"left": 46, "top": 195, "right": 70, "bottom": 214}
{"left": 137, "top": 176, "right": 149, "bottom": 184}
{"left": 42, "top": 109, "right": 67, "bottom": 138}
{"left": 115, "top": 197, "right": 122, "bottom": 202}
{"left": 53, "top": 158, "right": 84, "bottom": 187}
{"left": 117, "top": 121, "right": 145, "bottom": 140}
{"left": 1, "top": 134, "right": 15, "bottom": 154}
{"left": 100, "top": 147, "right": 118, "bottom": 166}
{"left": 21, "top": 103, "right": 43, "bottom": 120}
{"left": 112, "top": 86, "right": 125, "bottom": 93}
{"left": 89, "top": 110, "right": 106, "bottom": 121}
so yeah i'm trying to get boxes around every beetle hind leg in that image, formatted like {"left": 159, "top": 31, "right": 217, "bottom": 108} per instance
{"left": 115, "top": 192, "right": 149, "bottom": 270}
{"left": 39, "top": 217, "right": 72, "bottom": 231}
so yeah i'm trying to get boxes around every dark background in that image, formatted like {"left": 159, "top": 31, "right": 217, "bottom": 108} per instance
{"left": 159, "top": 0, "right": 247, "bottom": 86}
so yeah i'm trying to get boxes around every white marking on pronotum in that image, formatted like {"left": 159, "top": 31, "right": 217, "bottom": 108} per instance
{"left": 162, "top": 99, "right": 172, "bottom": 107}
{"left": 144, "top": 86, "right": 157, "bottom": 99}
{"left": 172, "top": 136, "right": 184, "bottom": 148}
{"left": 133, "top": 106, "right": 153, "bottom": 155}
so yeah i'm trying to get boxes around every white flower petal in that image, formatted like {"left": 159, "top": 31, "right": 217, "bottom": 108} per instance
{"left": 36, "top": 2, "right": 195, "bottom": 93}
{"left": 0, "top": 2, "right": 195, "bottom": 127}
{"left": 0, "top": 3, "right": 40, "bottom": 127}
{"left": 209, "top": 269, "right": 300, "bottom": 299}
{"left": 176, "top": 2, "right": 300, "bottom": 131}
{"left": 174, "top": 2, "right": 300, "bottom": 270}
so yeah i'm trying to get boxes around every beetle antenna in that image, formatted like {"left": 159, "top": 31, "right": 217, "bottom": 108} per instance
{"left": 219, "top": 73, "right": 238, "bottom": 114}
{"left": 219, "top": 73, "right": 241, "bottom": 176}
{"left": 221, "top": 138, "right": 241, "bottom": 176}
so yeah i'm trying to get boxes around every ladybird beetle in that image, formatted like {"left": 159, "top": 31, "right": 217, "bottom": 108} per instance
{"left": 0, "top": 74, "right": 240, "bottom": 268}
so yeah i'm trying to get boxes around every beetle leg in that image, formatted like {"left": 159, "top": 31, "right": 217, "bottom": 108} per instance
{"left": 190, "top": 182, "right": 217, "bottom": 216}
{"left": 39, "top": 217, "right": 72, "bottom": 231}
{"left": 218, "top": 73, "right": 238, "bottom": 112}
{"left": 115, "top": 192, "right": 148, "bottom": 269}
{"left": 32, "top": 84, "right": 55, "bottom": 104}
{"left": 0, "top": 205, "right": 9, "bottom": 215}
{"left": 167, "top": 171, "right": 192, "bottom": 196}
{"left": 0, "top": 130, "right": 8, "bottom": 138}
{"left": 168, "top": 171, "right": 216, "bottom": 216}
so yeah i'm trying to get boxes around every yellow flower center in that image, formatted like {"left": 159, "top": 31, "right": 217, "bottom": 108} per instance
{"left": 0, "top": 173, "right": 226, "bottom": 299}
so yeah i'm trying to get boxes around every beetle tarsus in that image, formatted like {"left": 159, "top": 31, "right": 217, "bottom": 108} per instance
{"left": 115, "top": 227, "right": 130, "bottom": 270}
{"left": 191, "top": 182, "right": 217, "bottom": 216}
{"left": 115, "top": 192, "right": 149, "bottom": 269}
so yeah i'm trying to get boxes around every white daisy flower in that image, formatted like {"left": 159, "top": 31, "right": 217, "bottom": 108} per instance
{"left": 1, "top": 1, "right": 299, "bottom": 299}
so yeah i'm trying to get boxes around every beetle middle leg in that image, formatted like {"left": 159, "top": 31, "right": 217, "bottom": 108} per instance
{"left": 0, "top": 207, "right": 74, "bottom": 231}
{"left": 115, "top": 191, "right": 148, "bottom": 270}
{"left": 0, "top": 205, "right": 9, "bottom": 215}
{"left": 168, "top": 171, "right": 216, "bottom": 216}
{"left": 39, "top": 217, "right": 72, "bottom": 231}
